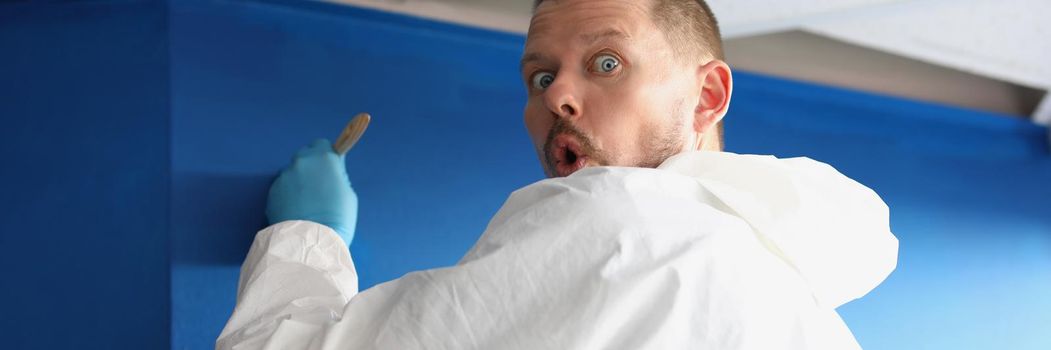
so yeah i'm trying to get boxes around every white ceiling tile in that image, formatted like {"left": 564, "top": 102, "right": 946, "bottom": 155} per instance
{"left": 803, "top": 0, "right": 1051, "bottom": 89}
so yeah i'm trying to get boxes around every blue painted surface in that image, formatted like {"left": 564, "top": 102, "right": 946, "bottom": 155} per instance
{"left": 2, "top": 0, "right": 1048, "bottom": 349}
{"left": 0, "top": 1, "right": 171, "bottom": 349}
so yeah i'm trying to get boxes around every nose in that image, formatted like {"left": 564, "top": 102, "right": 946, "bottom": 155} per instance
{"left": 542, "top": 75, "right": 582, "bottom": 120}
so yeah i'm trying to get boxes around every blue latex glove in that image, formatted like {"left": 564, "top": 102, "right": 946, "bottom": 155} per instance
{"left": 266, "top": 139, "right": 358, "bottom": 245}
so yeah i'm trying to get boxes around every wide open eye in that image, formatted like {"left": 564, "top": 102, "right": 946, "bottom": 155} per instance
{"left": 531, "top": 72, "right": 555, "bottom": 90}
{"left": 592, "top": 54, "right": 620, "bottom": 74}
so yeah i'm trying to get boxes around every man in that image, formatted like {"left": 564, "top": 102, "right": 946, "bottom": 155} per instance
{"left": 217, "top": 0, "right": 898, "bottom": 349}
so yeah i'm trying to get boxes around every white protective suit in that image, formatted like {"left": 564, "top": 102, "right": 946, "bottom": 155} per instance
{"left": 217, "top": 151, "right": 898, "bottom": 350}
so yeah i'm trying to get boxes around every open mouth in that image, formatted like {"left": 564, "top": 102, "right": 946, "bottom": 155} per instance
{"left": 549, "top": 133, "right": 589, "bottom": 177}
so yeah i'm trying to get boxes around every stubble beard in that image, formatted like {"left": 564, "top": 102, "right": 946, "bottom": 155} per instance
{"left": 635, "top": 118, "right": 685, "bottom": 169}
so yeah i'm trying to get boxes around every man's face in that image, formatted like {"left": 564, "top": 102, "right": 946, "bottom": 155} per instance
{"left": 522, "top": 0, "right": 700, "bottom": 177}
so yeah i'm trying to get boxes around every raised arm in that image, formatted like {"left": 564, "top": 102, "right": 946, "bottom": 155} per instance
{"left": 217, "top": 139, "right": 361, "bottom": 349}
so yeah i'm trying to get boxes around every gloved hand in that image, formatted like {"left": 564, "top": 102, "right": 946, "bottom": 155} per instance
{"left": 266, "top": 139, "right": 358, "bottom": 245}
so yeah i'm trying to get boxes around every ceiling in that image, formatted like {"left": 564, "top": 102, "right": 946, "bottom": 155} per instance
{"left": 327, "top": 0, "right": 1051, "bottom": 125}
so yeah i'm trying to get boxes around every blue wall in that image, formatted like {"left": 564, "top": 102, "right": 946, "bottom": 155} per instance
{"left": 0, "top": 1, "right": 171, "bottom": 349}
{"left": 3, "top": 0, "right": 1049, "bottom": 349}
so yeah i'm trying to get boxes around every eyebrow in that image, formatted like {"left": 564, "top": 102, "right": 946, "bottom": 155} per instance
{"left": 520, "top": 28, "right": 629, "bottom": 72}
{"left": 579, "top": 28, "right": 629, "bottom": 46}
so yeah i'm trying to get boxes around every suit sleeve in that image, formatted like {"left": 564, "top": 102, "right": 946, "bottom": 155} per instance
{"left": 216, "top": 220, "right": 359, "bottom": 350}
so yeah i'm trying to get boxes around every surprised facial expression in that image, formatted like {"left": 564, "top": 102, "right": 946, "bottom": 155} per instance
{"left": 522, "top": 0, "right": 699, "bottom": 177}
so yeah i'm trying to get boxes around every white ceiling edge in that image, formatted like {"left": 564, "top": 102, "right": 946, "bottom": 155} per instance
{"left": 320, "top": 0, "right": 530, "bottom": 34}
{"left": 710, "top": 0, "right": 917, "bottom": 39}
{"left": 807, "top": 24, "right": 1050, "bottom": 90}
{"left": 724, "top": 31, "right": 1043, "bottom": 119}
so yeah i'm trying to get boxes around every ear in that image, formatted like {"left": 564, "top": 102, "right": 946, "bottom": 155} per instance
{"left": 692, "top": 60, "right": 733, "bottom": 150}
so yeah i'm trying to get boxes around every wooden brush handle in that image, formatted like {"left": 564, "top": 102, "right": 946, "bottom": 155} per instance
{"left": 333, "top": 113, "right": 371, "bottom": 155}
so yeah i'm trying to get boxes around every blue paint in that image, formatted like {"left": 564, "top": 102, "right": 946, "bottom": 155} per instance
{"left": 0, "top": 1, "right": 170, "bottom": 349}
{"left": 2, "top": 0, "right": 1048, "bottom": 349}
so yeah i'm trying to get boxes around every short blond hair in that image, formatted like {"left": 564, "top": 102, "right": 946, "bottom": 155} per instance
{"left": 533, "top": 0, "right": 723, "bottom": 62}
